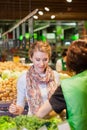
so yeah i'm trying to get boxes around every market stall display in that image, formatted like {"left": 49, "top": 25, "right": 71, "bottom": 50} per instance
{"left": 0, "top": 61, "right": 30, "bottom": 116}
{"left": 58, "top": 70, "right": 74, "bottom": 81}
{"left": 0, "top": 115, "right": 63, "bottom": 130}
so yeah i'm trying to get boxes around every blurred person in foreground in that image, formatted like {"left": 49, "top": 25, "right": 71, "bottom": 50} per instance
{"left": 9, "top": 40, "right": 60, "bottom": 116}
{"left": 36, "top": 39, "right": 87, "bottom": 130}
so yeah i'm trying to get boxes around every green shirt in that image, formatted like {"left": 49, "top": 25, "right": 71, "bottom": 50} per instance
{"left": 61, "top": 70, "right": 87, "bottom": 130}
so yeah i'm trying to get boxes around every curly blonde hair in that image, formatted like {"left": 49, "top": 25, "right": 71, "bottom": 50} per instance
{"left": 29, "top": 41, "right": 51, "bottom": 59}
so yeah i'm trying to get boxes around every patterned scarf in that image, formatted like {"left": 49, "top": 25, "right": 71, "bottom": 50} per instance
{"left": 26, "top": 65, "right": 57, "bottom": 114}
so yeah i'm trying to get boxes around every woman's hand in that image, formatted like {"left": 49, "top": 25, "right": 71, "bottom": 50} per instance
{"left": 9, "top": 103, "right": 17, "bottom": 114}
{"left": 9, "top": 102, "right": 24, "bottom": 115}
{"left": 36, "top": 100, "right": 52, "bottom": 118}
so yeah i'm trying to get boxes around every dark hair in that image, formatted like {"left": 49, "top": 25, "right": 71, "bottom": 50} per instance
{"left": 62, "top": 48, "right": 67, "bottom": 57}
{"left": 66, "top": 39, "right": 87, "bottom": 73}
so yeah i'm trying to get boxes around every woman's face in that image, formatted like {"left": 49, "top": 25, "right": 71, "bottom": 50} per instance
{"left": 31, "top": 51, "right": 50, "bottom": 74}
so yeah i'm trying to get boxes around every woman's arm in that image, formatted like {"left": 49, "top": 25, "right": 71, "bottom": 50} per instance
{"left": 49, "top": 85, "right": 66, "bottom": 113}
{"left": 36, "top": 100, "right": 52, "bottom": 118}
{"left": 9, "top": 72, "right": 26, "bottom": 115}
{"left": 36, "top": 86, "right": 66, "bottom": 118}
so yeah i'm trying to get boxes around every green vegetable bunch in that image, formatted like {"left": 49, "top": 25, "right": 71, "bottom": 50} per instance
{"left": 13, "top": 115, "right": 62, "bottom": 130}
{"left": 0, "top": 116, "right": 17, "bottom": 130}
{"left": 46, "top": 117, "right": 62, "bottom": 130}
{"left": 0, "top": 115, "right": 62, "bottom": 130}
{"left": 13, "top": 115, "right": 46, "bottom": 130}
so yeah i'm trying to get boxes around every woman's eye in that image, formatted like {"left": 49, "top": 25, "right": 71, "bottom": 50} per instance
{"left": 36, "top": 58, "right": 40, "bottom": 61}
{"left": 43, "top": 58, "right": 48, "bottom": 61}
{"left": 36, "top": 58, "right": 48, "bottom": 62}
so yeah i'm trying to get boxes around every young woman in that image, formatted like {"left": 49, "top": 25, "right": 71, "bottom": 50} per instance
{"left": 9, "top": 41, "right": 60, "bottom": 115}
{"left": 36, "top": 39, "right": 87, "bottom": 130}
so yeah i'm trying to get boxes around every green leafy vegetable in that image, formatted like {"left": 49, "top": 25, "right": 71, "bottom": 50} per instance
{"left": 0, "top": 115, "right": 62, "bottom": 130}
{"left": 0, "top": 116, "right": 17, "bottom": 130}
{"left": 13, "top": 115, "right": 62, "bottom": 130}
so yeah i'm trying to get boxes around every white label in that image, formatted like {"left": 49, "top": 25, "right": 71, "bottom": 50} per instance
{"left": 22, "top": 128, "right": 28, "bottom": 130}
{"left": 38, "top": 125, "right": 48, "bottom": 130}
{"left": 58, "top": 121, "right": 71, "bottom": 130}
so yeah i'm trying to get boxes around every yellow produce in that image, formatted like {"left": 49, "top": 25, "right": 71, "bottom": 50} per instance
{"left": 0, "top": 61, "right": 30, "bottom": 102}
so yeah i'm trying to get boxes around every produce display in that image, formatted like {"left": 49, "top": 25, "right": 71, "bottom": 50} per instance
{"left": 0, "top": 61, "right": 66, "bottom": 130}
{"left": 58, "top": 70, "right": 74, "bottom": 81}
{"left": 59, "top": 72, "right": 71, "bottom": 81}
{"left": 0, "top": 61, "right": 29, "bottom": 102}
{"left": 0, "top": 61, "right": 29, "bottom": 74}
{"left": 0, "top": 77, "right": 17, "bottom": 102}
{"left": 0, "top": 115, "right": 62, "bottom": 130}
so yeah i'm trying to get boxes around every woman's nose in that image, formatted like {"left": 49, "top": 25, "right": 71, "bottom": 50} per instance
{"left": 40, "top": 60, "right": 44, "bottom": 65}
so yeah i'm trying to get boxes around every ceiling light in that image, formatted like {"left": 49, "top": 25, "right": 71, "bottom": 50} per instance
{"left": 38, "top": 11, "right": 43, "bottom": 15}
{"left": 66, "top": 0, "right": 72, "bottom": 3}
{"left": 51, "top": 15, "right": 55, "bottom": 19}
{"left": 44, "top": 7, "right": 50, "bottom": 11}
{"left": 33, "top": 15, "right": 38, "bottom": 19}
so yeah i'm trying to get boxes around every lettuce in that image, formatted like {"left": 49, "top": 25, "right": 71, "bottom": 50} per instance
{"left": 1, "top": 70, "right": 11, "bottom": 80}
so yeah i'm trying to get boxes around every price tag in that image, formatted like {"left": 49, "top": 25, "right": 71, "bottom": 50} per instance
{"left": 58, "top": 121, "right": 71, "bottom": 130}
